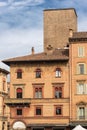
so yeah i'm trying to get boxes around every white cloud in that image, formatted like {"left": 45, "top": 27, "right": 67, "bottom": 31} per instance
{"left": 0, "top": 0, "right": 44, "bottom": 8}
{"left": 0, "top": 28, "right": 43, "bottom": 59}
{"left": 0, "top": 2, "right": 7, "bottom": 6}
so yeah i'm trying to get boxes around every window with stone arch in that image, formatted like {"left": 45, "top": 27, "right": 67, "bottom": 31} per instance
{"left": 35, "top": 68, "right": 41, "bottom": 78}
{"left": 55, "top": 68, "right": 61, "bottom": 77}
{"left": 16, "top": 88, "right": 22, "bottom": 98}
{"left": 77, "top": 102, "right": 86, "bottom": 120}
{"left": 17, "top": 69, "right": 22, "bottom": 79}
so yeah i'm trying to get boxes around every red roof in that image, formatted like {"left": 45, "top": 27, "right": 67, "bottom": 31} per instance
{"left": 2, "top": 49, "right": 69, "bottom": 66}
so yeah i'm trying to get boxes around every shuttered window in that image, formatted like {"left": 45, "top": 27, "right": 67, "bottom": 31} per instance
{"left": 77, "top": 63, "right": 86, "bottom": 74}
{"left": 77, "top": 107, "right": 85, "bottom": 119}
{"left": 78, "top": 46, "right": 84, "bottom": 57}
{"left": 77, "top": 82, "right": 87, "bottom": 94}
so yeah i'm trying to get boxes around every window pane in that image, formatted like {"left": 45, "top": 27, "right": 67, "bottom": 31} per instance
{"left": 77, "top": 83, "right": 84, "bottom": 94}
{"left": 36, "top": 108, "right": 41, "bottom": 115}
{"left": 55, "top": 87, "right": 62, "bottom": 98}
{"left": 35, "top": 88, "right": 42, "bottom": 98}
{"left": 56, "top": 107, "right": 61, "bottom": 115}
{"left": 36, "top": 71, "right": 41, "bottom": 78}
{"left": 56, "top": 68, "right": 61, "bottom": 77}
{"left": 79, "top": 64, "right": 84, "bottom": 74}
{"left": 16, "top": 88, "right": 22, "bottom": 98}
{"left": 79, "top": 107, "right": 85, "bottom": 119}
{"left": 17, "top": 109, "right": 22, "bottom": 115}
{"left": 36, "top": 69, "right": 41, "bottom": 78}
{"left": 78, "top": 46, "right": 84, "bottom": 57}
{"left": 17, "top": 72, "right": 22, "bottom": 78}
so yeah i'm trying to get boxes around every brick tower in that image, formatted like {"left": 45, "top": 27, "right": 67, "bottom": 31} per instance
{"left": 44, "top": 8, "right": 77, "bottom": 52}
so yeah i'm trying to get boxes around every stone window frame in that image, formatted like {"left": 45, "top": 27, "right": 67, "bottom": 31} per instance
{"left": 16, "top": 69, "right": 23, "bottom": 79}
{"left": 55, "top": 68, "right": 62, "bottom": 78}
{"left": 16, "top": 88, "right": 23, "bottom": 98}
{"left": 17, "top": 108, "right": 22, "bottom": 116}
{"left": 54, "top": 105, "right": 63, "bottom": 116}
{"left": 32, "top": 83, "right": 44, "bottom": 98}
{"left": 34, "top": 105, "right": 43, "bottom": 116}
{"left": 35, "top": 68, "right": 42, "bottom": 78}
{"left": 52, "top": 83, "right": 64, "bottom": 98}
{"left": 77, "top": 63, "right": 86, "bottom": 75}
{"left": 76, "top": 102, "right": 86, "bottom": 120}
{"left": 13, "top": 84, "right": 25, "bottom": 98}
{"left": 76, "top": 80, "right": 87, "bottom": 95}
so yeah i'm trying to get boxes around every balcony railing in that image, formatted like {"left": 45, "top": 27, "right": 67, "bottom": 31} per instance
{"left": 4, "top": 98, "right": 31, "bottom": 107}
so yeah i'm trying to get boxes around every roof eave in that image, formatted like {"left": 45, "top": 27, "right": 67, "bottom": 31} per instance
{"left": 2, "top": 59, "right": 69, "bottom": 66}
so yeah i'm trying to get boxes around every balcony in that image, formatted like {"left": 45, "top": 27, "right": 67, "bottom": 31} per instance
{"left": 4, "top": 98, "right": 31, "bottom": 107}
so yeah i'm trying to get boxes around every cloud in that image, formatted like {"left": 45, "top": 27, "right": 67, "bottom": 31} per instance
{"left": 0, "top": 0, "right": 45, "bottom": 8}
{"left": 0, "top": 0, "right": 87, "bottom": 71}
{"left": 0, "top": 1, "right": 7, "bottom": 7}
{"left": 12, "top": 0, "right": 44, "bottom": 7}
{"left": 0, "top": 28, "right": 43, "bottom": 59}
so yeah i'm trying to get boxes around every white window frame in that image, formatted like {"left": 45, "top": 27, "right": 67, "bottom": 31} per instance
{"left": 77, "top": 106, "right": 85, "bottom": 120}
{"left": 77, "top": 82, "right": 85, "bottom": 94}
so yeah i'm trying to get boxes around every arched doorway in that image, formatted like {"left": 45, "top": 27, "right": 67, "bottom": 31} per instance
{"left": 13, "top": 121, "right": 26, "bottom": 130}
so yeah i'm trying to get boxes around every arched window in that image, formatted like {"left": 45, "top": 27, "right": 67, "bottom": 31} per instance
{"left": 35, "top": 68, "right": 41, "bottom": 78}
{"left": 17, "top": 69, "right": 22, "bottom": 79}
{"left": 55, "top": 68, "right": 61, "bottom": 77}
{"left": 16, "top": 88, "right": 22, "bottom": 98}
{"left": 77, "top": 106, "right": 85, "bottom": 120}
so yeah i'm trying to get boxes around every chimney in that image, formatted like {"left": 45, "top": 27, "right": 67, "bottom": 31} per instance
{"left": 31, "top": 47, "right": 34, "bottom": 55}
{"left": 69, "top": 29, "right": 73, "bottom": 37}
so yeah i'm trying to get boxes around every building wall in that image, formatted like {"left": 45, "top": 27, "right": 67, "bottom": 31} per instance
{"left": 0, "top": 71, "right": 9, "bottom": 130}
{"left": 69, "top": 42, "right": 87, "bottom": 122}
{"left": 44, "top": 8, "right": 77, "bottom": 52}
{"left": 9, "top": 61, "right": 70, "bottom": 129}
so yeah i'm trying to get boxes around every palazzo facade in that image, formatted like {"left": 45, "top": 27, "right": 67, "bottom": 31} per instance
{"left": 2, "top": 8, "right": 87, "bottom": 130}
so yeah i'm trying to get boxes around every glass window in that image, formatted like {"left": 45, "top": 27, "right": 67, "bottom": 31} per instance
{"left": 55, "top": 106, "right": 62, "bottom": 115}
{"left": 78, "top": 46, "right": 84, "bottom": 57}
{"left": 36, "top": 107, "right": 42, "bottom": 115}
{"left": 55, "top": 68, "right": 61, "bottom": 77}
{"left": 78, "top": 107, "right": 85, "bottom": 119}
{"left": 35, "top": 88, "right": 42, "bottom": 98}
{"left": 77, "top": 63, "right": 86, "bottom": 74}
{"left": 77, "top": 82, "right": 87, "bottom": 94}
{"left": 16, "top": 88, "right": 22, "bottom": 98}
{"left": 79, "top": 64, "right": 84, "bottom": 74}
{"left": 17, "top": 69, "right": 22, "bottom": 79}
{"left": 35, "top": 69, "right": 41, "bottom": 78}
{"left": 55, "top": 87, "right": 62, "bottom": 98}
{"left": 17, "top": 109, "right": 22, "bottom": 115}
{"left": 35, "top": 106, "right": 42, "bottom": 115}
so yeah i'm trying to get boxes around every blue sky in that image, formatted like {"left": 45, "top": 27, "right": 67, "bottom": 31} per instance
{"left": 0, "top": 0, "right": 87, "bottom": 69}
